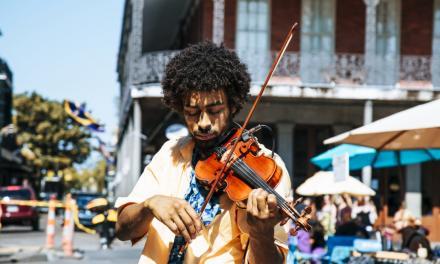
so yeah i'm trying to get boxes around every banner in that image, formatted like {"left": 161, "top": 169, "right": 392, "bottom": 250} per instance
{"left": 64, "top": 100, "right": 104, "bottom": 132}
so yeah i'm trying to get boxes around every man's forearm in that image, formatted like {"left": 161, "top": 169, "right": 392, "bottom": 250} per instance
{"left": 115, "top": 202, "right": 153, "bottom": 241}
{"left": 247, "top": 234, "right": 284, "bottom": 264}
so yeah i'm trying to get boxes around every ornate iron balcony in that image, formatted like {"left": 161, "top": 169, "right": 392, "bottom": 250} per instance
{"left": 133, "top": 50, "right": 435, "bottom": 89}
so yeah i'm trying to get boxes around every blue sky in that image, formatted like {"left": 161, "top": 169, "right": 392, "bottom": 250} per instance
{"left": 0, "top": 0, "right": 124, "bottom": 145}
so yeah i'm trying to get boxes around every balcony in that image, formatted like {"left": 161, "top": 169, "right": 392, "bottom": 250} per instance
{"left": 132, "top": 50, "right": 438, "bottom": 90}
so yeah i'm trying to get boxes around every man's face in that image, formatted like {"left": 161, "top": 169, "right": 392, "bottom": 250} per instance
{"left": 183, "top": 89, "right": 232, "bottom": 150}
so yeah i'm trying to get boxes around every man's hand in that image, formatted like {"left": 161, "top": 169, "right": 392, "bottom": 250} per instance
{"left": 144, "top": 195, "right": 203, "bottom": 242}
{"left": 239, "top": 189, "right": 285, "bottom": 264}
{"left": 245, "top": 188, "right": 283, "bottom": 237}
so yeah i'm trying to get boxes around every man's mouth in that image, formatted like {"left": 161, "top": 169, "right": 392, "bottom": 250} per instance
{"left": 194, "top": 133, "right": 217, "bottom": 141}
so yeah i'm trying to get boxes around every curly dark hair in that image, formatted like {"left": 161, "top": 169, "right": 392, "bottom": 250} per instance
{"left": 162, "top": 41, "right": 250, "bottom": 116}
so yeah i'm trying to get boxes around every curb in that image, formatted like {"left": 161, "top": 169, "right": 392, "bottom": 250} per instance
{"left": 0, "top": 246, "right": 47, "bottom": 263}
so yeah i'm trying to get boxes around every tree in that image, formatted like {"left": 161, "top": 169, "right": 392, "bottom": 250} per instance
{"left": 13, "top": 92, "right": 91, "bottom": 172}
{"left": 66, "top": 159, "right": 107, "bottom": 192}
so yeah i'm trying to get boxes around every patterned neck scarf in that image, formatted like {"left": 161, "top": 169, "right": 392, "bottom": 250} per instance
{"left": 167, "top": 152, "right": 221, "bottom": 263}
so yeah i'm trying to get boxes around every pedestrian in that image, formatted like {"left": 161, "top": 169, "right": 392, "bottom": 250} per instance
{"left": 351, "top": 196, "right": 377, "bottom": 232}
{"left": 335, "top": 194, "right": 352, "bottom": 228}
{"left": 398, "top": 216, "right": 433, "bottom": 260}
{"left": 335, "top": 209, "right": 369, "bottom": 238}
{"left": 393, "top": 201, "right": 412, "bottom": 230}
{"left": 115, "top": 42, "right": 293, "bottom": 263}
{"left": 0, "top": 201, "right": 2, "bottom": 230}
{"left": 317, "top": 195, "right": 337, "bottom": 236}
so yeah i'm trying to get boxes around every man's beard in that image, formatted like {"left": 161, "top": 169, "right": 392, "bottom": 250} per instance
{"left": 193, "top": 124, "right": 235, "bottom": 156}
{"left": 193, "top": 134, "right": 222, "bottom": 153}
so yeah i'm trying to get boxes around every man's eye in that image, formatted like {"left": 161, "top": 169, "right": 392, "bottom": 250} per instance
{"left": 185, "top": 110, "right": 199, "bottom": 117}
{"left": 208, "top": 107, "right": 224, "bottom": 115}
{"left": 208, "top": 110, "right": 222, "bottom": 115}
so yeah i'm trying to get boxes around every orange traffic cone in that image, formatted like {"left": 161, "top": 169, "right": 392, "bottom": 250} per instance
{"left": 62, "top": 194, "right": 74, "bottom": 256}
{"left": 45, "top": 194, "right": 56, "bottom": 249}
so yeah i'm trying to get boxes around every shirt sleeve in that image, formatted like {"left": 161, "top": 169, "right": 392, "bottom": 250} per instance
{"left": 114, "top": 139, "right": 174, "bottom": 208}
{"left": 114, "top": 140, "right": 177, "bottom": 245}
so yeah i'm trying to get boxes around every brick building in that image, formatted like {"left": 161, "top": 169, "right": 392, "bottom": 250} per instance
{"left": 115, "top": 0, "right": 440, "bottom": 240}
{"left": 0, "top": 58, "right": 12, "bottom": 127}
{"left": 0, "top": 57, "right": 32, "bottom": 187}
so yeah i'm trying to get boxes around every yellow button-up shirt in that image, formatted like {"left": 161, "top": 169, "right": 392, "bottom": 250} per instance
{"left": 116, "top": 136, "right": 292, "bottom": 264}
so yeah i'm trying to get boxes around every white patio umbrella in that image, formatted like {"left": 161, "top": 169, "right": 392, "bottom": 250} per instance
{"left": 324, "top": 99, "right": 440, "bottom": 149}
{"left": 323, "top": 99, "right": 440, "bottom": 227}
{"left": 296, "top": 171, "right": 376, "bottom": 196}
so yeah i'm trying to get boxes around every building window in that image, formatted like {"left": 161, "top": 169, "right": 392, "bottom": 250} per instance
{"left": 376, "top": 1, "right": 391, "bottom": 56}
{"left": 236, "top": 0, "right": 269, "bottom": 52}
{"left": 301, "top": 0, "right": 335, "bottom": 53}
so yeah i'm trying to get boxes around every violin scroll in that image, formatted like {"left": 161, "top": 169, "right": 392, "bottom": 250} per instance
{"left": 282, "top": 198, "right": 312, "bottom": 235}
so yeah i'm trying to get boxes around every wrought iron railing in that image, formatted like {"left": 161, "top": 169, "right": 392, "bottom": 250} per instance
{"left": 399, "top": 55, "right": 432, "bottom": 82}
{"left": 133, "top": 51, "right": 180, "bottom": 85}
{"left": 134, "top": 50, "right": 435, "bottom": 88}
{"left": 323, "top": 53, "right": 366, "bottom": 85}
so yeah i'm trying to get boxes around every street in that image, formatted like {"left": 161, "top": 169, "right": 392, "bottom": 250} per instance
{"left": 0, "top": 214, "right": 143, "bottom": 263}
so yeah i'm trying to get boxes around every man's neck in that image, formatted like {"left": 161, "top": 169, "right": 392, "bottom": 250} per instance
{"left": 193, "top": 124, "right": 237, "bottom": 163}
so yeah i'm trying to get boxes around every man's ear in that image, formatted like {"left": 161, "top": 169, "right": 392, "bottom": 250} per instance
{"left": 230, "top": 106, "right": 238, "bottom": 116}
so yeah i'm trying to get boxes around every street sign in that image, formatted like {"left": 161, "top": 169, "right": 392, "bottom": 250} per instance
{"left": 332, "top": 152, "right": 349, "bottom": 182}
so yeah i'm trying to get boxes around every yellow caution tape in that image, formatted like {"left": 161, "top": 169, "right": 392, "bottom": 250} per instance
{"left": 0, "top": 199, "right": 120, "bottom": 235}
{"left": 0, "top": 199, "right": 65, "bottom": 208}
{"left": 71, "top": 204, "right": 96, "bottom": 235}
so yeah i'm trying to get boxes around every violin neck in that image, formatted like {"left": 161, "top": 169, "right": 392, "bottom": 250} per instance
{"left": 230, "top": 159, "right": 300, "bottom": 220}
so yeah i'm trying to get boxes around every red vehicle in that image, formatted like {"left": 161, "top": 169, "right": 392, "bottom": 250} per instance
{"left": 0, "top": 186, "right": 40, "bottom": 231}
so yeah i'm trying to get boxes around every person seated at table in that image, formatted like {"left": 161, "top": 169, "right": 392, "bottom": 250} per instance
{"left": 351, "top": 196, "right": 377, "bottom": 232}
{"left": 335, "top": 210, "right": 369, "bottom": 238}
{"left": 293, "top": 220, "right": 326, "bottom": 258}
{"left": 396, "top": 216, "right": 433, "bottom": 260}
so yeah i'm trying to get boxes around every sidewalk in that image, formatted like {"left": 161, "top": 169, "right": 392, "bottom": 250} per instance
{"left": 0, "top": 245, "right": 47, "bottom": 263}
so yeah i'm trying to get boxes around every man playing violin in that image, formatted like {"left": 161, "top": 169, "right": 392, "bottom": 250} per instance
{"left": 115, "top": 41, "right": 293, "bottom": 264}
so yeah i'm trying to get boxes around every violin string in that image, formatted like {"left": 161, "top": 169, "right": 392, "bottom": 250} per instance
{"left": 234, "top": 164, "right": 294, "bottom": 217}
{"left": 233, "top": 160, "right": 287, "bottom": 202}
{"left": 234, "top": 161, "right": 299, "bottom": 220}
{"left": 231, "top": 160, "right": 298, "bottom": 218}
{"left": 237, "top": 163, "right": 295, "bottom": 219}
{"left": 232, "top": 161, "right": 288, "bottom": 208}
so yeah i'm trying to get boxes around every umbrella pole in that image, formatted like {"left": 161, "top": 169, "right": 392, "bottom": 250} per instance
{"left": 370, "top": 150, "right": 388, "bottom": 225}
{"left": 372, "top": 132, "right": 406, "bottom": 225}
{"left": 396, "top": 151, "right": 405, "bottom": 204}
{"left": 381, "top": 169, "right": 389, "bottom": 226}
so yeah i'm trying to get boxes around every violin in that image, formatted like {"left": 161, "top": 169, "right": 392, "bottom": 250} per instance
{"left": 195, "top": 127, "right": 312, "bottom": 231}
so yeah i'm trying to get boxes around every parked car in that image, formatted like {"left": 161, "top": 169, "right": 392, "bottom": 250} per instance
{"left": 72, "top": 192, "right": 102, "bottom": 227}
{"left": 0, "top": 186, "right": 40, "bottom": 231}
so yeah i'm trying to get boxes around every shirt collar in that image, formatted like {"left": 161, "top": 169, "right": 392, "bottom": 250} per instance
{"left": 177, "top": 136, "right": 195, "bottom": 163}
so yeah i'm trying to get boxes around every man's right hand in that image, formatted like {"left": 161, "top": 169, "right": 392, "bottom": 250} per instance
{"left": 144, "top": 195, "right": 203, "bottom": 242}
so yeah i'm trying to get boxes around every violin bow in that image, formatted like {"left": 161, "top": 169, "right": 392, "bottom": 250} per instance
{"left": 198, "top": 22, "right": 299, "bottom": 216}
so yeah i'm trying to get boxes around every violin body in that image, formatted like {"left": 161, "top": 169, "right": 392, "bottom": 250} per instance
{"left": 195, "top": 130, "right": 283, "bottom": 202}
{"left": 195, "top": 128, "right": 311, "bottom": 232}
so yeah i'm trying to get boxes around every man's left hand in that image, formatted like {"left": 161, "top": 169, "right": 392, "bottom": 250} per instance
{"left": 244, "top": 188, "right": 283, "bottom": 237}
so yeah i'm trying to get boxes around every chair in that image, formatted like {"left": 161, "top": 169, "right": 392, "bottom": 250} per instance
{"left": 326, "top": 236, "right": 357, "bottom": 257}
{"left": 353, "top": 239, "right": 382, "bottom": 253}
{"left": 330, "top": 246, "right": 353, "bottom": 264}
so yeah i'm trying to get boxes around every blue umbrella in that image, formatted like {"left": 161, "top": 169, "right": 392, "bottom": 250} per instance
{"left": 311, "top": 144, "right": 440, "bottom": 171}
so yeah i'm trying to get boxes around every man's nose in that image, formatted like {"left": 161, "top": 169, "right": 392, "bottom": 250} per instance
{"left": 198, "top": 112, "right": 212, "bottom": 133}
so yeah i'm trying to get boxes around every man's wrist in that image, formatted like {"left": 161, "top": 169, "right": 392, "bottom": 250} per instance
{"left": 142, "top": 197, "right": 153, "bottom": 215}
{"left": 248, "top": 228, "right": 275, "bottom": 242}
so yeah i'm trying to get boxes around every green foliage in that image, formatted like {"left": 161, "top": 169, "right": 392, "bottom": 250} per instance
{"left": 68, "top": 159, "right": 107, "bottom": 192}
{"left": 13, "top": 92, "right": 91, "bottom": 171}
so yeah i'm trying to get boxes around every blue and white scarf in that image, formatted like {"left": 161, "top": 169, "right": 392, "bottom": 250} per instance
{"left": 167, "top": 169, "right": 221, "bottom": 263}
